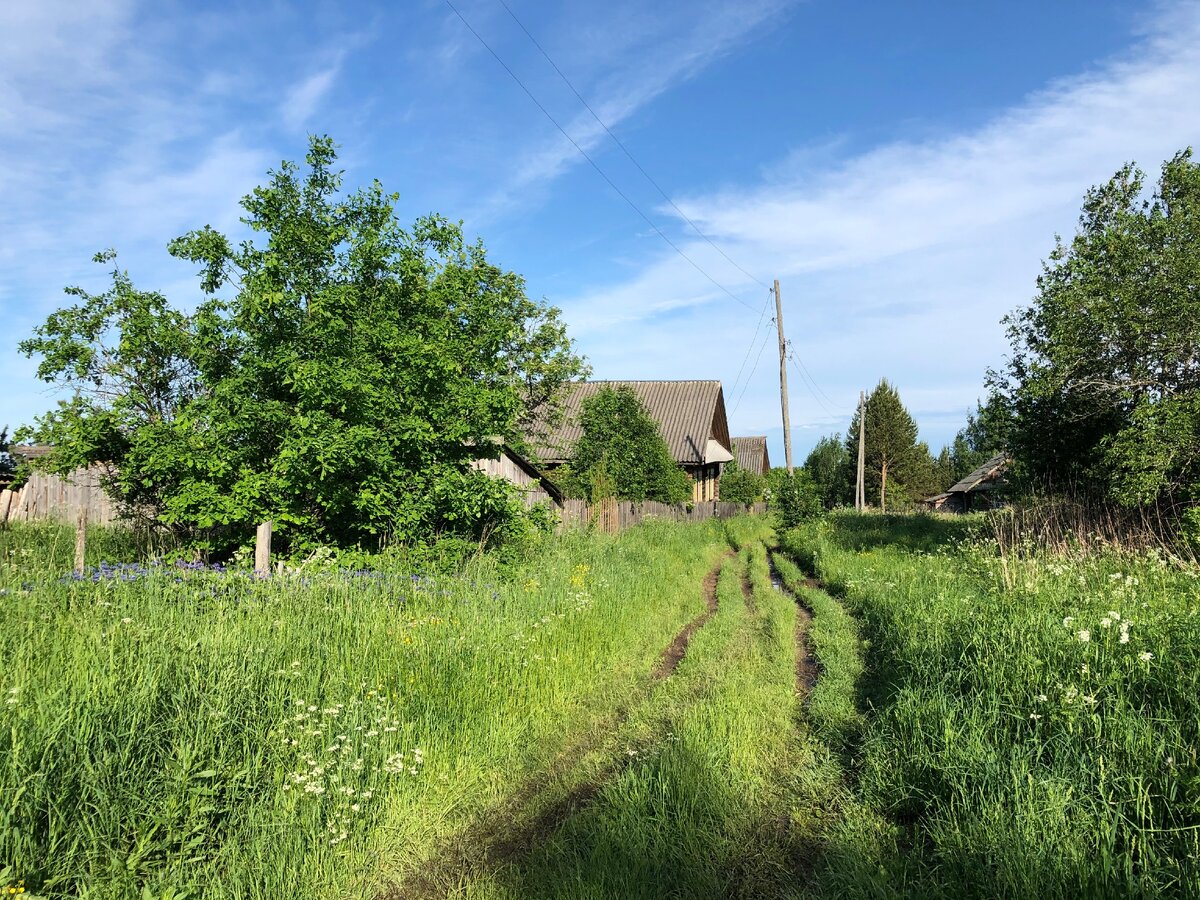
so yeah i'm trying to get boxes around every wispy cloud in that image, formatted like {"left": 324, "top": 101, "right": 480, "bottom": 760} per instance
{"left": 468, "top": 0, "right": 795, "bottom": 219}
{"left": 562, "top": 2, "right": 1200, "bottom": 451}
{"left": 282, "top": 63, "right": 342, "bottom": 131}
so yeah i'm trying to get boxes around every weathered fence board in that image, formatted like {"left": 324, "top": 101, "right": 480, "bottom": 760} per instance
{"left": 1, "top": 467, "right": 118, "bottom": 526}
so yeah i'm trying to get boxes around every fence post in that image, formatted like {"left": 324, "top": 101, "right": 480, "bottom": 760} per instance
{"left": 74, "top": 508, "right": 88, "bottom": 576}
{"left": 255, "top": 520, "right": 273, "bottom": 576}
{"left": 0, "top": 490, "right": 12, "bottom": 527}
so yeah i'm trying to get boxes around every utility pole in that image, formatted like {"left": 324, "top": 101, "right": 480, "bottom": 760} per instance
{"left": 856, "top": 390, "right": 866, "bottom": 511}
{"left": 774, "top": 279, "right": 794, "bottom": 474}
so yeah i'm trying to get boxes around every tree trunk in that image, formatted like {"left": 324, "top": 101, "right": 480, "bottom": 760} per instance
{"left": 880, "top": 460, "right": 888, "bottom": 513}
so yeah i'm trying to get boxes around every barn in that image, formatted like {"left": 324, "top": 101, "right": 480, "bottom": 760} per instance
{"left": 923, "top": 454, "right": 1008, "bottom": 513}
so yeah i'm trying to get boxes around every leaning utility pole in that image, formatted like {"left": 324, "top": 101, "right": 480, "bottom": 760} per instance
{"left": 774, "top": 279, "right": 794, "bottom": 474}
{"left": 856, "top": 390, "right": 866, "bottom": 511}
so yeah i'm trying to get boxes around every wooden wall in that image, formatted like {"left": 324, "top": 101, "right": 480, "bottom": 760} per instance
{"left": 0, "top": 467, "right": 118, "bottom": 526}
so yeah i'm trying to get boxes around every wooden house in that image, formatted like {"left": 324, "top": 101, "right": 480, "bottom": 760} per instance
{"left": 529, "top": 380, "right": 735, "bottom": 503}
{"left": 732, "top": 436, "right": 770, "bottom": 477}
{"left": 923, "top": 454, "right": 1008, "bottom": 513}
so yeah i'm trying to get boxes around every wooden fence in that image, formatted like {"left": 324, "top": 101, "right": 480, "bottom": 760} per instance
{"left": 559, "top": 498, "right": 767, "bottom": 534}
{"left": 0, "top": 467, "right": 118, "bottom": 526}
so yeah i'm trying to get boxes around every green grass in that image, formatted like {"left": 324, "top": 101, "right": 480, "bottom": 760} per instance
{"left": 781, "top": 510, "right": 1200, "bottom": 899}
{"left": 0, "top": 519, "right": 729, "bottom": 898}
{"left": 458, "top": 540, "right": 810, "bottom": 899}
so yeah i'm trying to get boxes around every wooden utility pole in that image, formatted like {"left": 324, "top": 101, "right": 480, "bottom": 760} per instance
{"left": 774, "top": 279, "right": 794, "bottom": 474}
{"left": 856, "top": 390, "right": 866, "bottom": 511}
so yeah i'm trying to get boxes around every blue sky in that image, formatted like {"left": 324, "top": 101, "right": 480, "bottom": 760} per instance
{"left": 3, "top": 0, "right": 1199, "bottom": 467}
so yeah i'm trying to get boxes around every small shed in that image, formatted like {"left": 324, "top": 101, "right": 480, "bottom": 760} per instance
{"left": 731, "top": 436, "right": 770, "bottom": 477}
{"left": 923, "top": 454, "right": 1008, "bottom": 513}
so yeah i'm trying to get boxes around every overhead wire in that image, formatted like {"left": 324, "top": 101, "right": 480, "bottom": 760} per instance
{"left": 443, "top": 0, "right": 759, "bottom": 313}
{"left": 731, "top": 319, "right": 776, "bottom": 415}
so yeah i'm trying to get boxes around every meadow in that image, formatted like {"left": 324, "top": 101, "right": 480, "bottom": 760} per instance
{"left": 5, "top": 509, "right": 1200, "bottom": 899}
{"left": 0, "top": 519, "right": 730, "bottom": 897}
{"left": 781, "top": 511, "right": 1200, "bottom": 898}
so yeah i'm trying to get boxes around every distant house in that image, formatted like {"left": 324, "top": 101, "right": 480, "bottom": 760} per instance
{"left": 468, "top": 442, "right": 563, "bottom": 509}
{"left": 923, "top": 454, "right": 1008, "bottom": 513}
{"left": 732, "top": 436, "right": 770, "bottom": 477}
{"left": 529, "top": 380, "right": 734, "bottom": 502}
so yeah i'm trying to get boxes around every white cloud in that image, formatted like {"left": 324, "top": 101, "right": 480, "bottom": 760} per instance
{"left": 561, "top": 2, "right": 1200, "bottom": 454}
{"left": 282, "top": 64, "right": 341, "bottom": 131}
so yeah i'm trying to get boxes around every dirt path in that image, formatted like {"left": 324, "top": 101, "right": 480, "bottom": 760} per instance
{"left": 381, "top": 553, "right": 730, "bottom": 900}
{"left": 768, "top": 556, "right": 820, "bottom": 697}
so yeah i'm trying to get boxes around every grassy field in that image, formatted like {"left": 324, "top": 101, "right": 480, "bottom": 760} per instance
{"left": 0, "top": 519, "right": 729, "bottom": 898}
{"left": 781, "top": 511, "right": 1200, "bottom": 899}
{"left": 6, "top": 509, "right": 1200, "bottom": 899}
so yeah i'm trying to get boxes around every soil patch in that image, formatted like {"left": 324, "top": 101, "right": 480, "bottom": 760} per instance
{"left": 381, "top": 554, "right": 728, "bottom": 900}
{"left": 793, "top": 604, "right": 819, "bottom": 696}
{"left": 740, "top": 564, "right": 757, "bottom": 614}
{"left": 651, "top": 560, "right": 722, "bottom": 680}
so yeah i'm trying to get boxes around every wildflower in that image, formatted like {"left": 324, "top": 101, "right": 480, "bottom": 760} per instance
{"left": 1029, "top": 713, "right": 1042, "bottom": 721}
{"left": 1062, "top": 616, "right": 1075, "bottom": 627}
{"left": 1119, "top": 623, "right": 1131, "bottom": 644}
{"left": 1037, "top": 694, "right": 1048, "bottom": 703}
{"left": 1077, "top": 630, "right": 1091, "bottom": 642}
{"left": 1100, "top": 617, "right": 1113, "bottom": 629}
{"left": 1139, "top": 651, "right": 1154, "bottom": 663}
{"left": 1107, "top": 610, "right": 1121, "bottom": 621}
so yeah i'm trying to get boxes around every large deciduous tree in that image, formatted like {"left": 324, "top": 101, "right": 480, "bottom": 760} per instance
{"left": 19, "top": 136, "right": 587, "bottom": 549}
{"left": 564, "top": 386, "right": 690, "bottom": 504}
{"left": 987, "top": 149, "right": 1200, "bottom": 515}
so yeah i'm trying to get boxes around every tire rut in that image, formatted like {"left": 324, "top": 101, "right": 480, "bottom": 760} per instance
{"left": 380, "top": 552, "right": 731, "bottom": 900}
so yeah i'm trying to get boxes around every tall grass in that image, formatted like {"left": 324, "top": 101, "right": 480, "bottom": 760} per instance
{"left": 0, "top": 520, "right": 728, "bottom": 898}
{"left": 461, "top": 541, "right": 810, "bottom": 898}
{"left": 784, "top": 511, "right": 1200, "bottom": 898}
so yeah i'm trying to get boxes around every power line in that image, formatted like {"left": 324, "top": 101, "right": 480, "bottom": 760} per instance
{"left": 787, "top": 351, "right": 839, "bottom": 419}
{"left": 444, "top": 0, "right": 759, "bottom": 313}
{"left": 731, "top": 318, "right": 776, "bottom": 415}
{"left": 787, "top": 344, "right": 838, "bottom": 410}
{"left": 494, "top": 0, "right": 770, "bottom": 292}
{"left": 727, "top": 287, "right": 773, "bottom": 403}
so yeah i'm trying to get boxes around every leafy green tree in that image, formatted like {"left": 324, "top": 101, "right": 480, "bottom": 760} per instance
{"left": 988, "top": 149, "right": 1200, "bottom": 510}
{"left": 19, "top": 137, "right": 587, "bottom": 549}
{"left": 802, "top": 433, "right": 850, "bottom": 507}
{"left": 844, "top": 379, "right": 922, "bottom": 511}
{"left": 565, "top": 386, "right": 690, "bottom": 503}
{"left": 770, "top": 469, "right": 823, "bottom": 528}
{"left": 719, "top": 448, "right": 765, "bottom": 504}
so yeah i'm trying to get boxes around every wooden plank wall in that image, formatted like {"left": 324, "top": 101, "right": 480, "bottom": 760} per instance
{"left": 0, "top": 467, "right": 118, "bottom": 526}
{"left": 558, "top": 499, "right": 767, "bottom": 534}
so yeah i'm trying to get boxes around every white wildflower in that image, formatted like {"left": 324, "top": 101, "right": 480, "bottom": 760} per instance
{"left": 1029, "top": 713, "right": 1043, "bottom": 721}
{"left": 1077, "top": 630, "right": 1091, "bottom": 642}
{"left": 1062, "top": 616, "right": 1075, "bottom": 628}
{"left": 1139, "top": 651, "right": 1154, "bottom": 663}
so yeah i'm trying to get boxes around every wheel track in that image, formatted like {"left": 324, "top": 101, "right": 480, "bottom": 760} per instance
{"left": 380, "top": 552, "right": 731, "bottom": 900}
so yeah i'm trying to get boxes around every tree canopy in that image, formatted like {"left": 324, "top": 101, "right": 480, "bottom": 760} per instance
{"left": 562, "top": 386, "right": 690, "bottom": 504}
{"left": 988, "top": 149, "right": 1200, "bottom": 513}
{"left": 19, "top": 136, "right": 587, "bottom": 550}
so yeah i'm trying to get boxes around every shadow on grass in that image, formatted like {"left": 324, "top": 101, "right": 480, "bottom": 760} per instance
{"left": 477, "top": 740, "right": 813, "bottom": 900}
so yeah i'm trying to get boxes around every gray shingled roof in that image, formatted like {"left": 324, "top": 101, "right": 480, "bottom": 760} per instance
{"left": 530, "top": 380, "right": 731, "bottom": 466}
{"left": 948, "top": 454, "right": 1008, "bottom": 493}
{"left": 732, "top": 436, "right": 770, "bottom": 476}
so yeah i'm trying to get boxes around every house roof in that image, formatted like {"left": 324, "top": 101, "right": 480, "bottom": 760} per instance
{"left": 530, "top": 380, "right": 732, "bottom": 466}
{"left": 948, "top": 454, "right": 1008, "bottom": 494}
{"left": 732, "top": 436, "right": 770, "bottom": 476}
{"left": 8, "top": 445, "right": 51, "bottom": 460}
